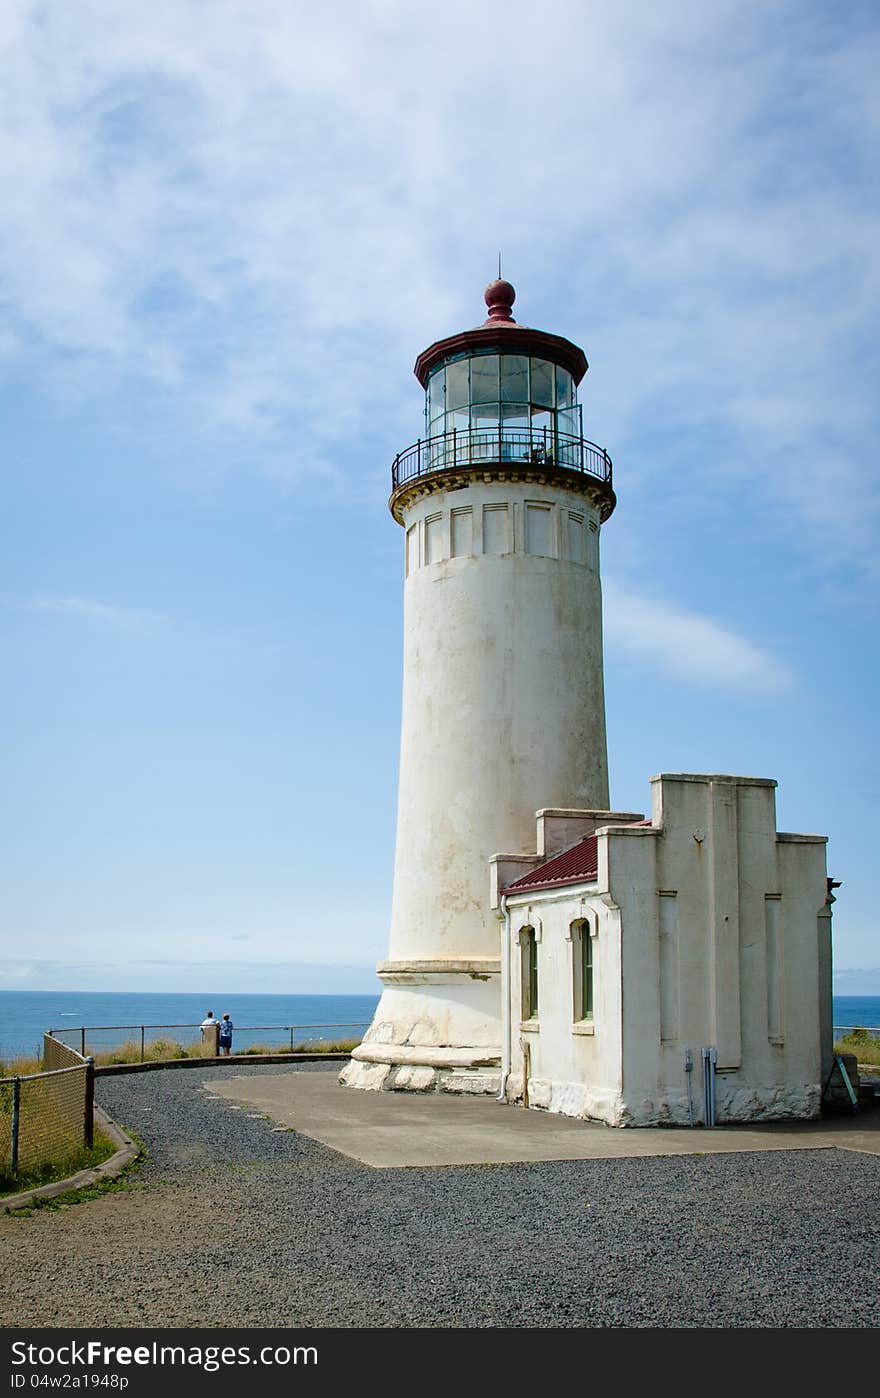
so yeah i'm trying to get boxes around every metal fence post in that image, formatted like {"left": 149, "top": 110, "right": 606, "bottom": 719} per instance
{"left": 10, "top": 1078, "right": 20, "bottom": 1175}
{"left": 140, "top": 1026, "right": 145, "bottom": 1063}
{"left": 81, "top": 1027, "right": 86, "bottom": 1057}
{"left": 84, "top": 1057, "right": 95, "bottom": 1149}
{"left": 289, "top": 1025, "right": 294, "bottom": 1053}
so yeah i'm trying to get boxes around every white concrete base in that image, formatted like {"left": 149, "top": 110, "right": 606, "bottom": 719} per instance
{"left": 339, "top": 1057, "right": 502, "bottom": 1095}
{"left": 505, "top": 1074, "right": 625, "bottom": 1125}
{"left": 341, "top": 975, "right": 502, "bottom": 1095}
{"left": 439, "top": 1069, "right": 502, "bottom": 1095}
{"left": 338, "top": 1060, "right": 391, "bottom": 1091}
{"left": 352, "top": 1042, "right": 501, "bottom": 1069}
{"left": 503, "top": 1076, "right": 822, "bottom": 1127}
{"left": 715, "top": 1082, "right": 821, "bottom": 1123}
{"left": 359, "top": 977, "right": 501, "bottom": 1047}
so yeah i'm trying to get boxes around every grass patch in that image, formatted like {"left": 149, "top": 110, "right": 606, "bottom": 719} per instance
{"left": 3, "top": 1128, "right": 146, "bottom": 1215}
{"left": 239, "top": 1039, "right": 359, "bottom": 1055}
{"left": 835, "top": 1029, "right": 880, "bottom": 1068}
{"left": 102, "top": 1037, "right": 206, "bottom": 1064}
{"left": 0, "top": 1125, "right": 117, "bottom": 1199}
{"left": 2, "top": 1036, "right": 361, "bottom": 1078}
{"left": 294, "top": 1038, "right": 358, "bottom": 1053}
{"left": 0, "top": 1052, "right": 44, "bottom": 1078}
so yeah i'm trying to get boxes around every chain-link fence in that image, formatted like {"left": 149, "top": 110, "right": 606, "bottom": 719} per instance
{"left": 0, "top": 1036, "right": 94, "bottom": 1182}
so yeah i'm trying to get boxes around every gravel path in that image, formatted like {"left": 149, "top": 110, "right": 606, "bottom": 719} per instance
{"left": 2, "top": 1063, "right": 878, "bottom": 1329}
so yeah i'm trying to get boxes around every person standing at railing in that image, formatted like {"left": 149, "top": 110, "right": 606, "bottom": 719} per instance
{"left": 200, "top": 1010, "right": 219, "bottom": 1054}
{"left": 218, "top": 1013, "right": 234, "bottom": 1056}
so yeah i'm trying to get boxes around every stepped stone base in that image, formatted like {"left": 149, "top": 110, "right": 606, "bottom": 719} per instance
{"left": 339, "top": 1054, "right": 501, "bottom": 1096}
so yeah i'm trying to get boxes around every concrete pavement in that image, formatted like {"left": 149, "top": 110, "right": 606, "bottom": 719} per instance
{"left": 202, "top": 1070, "right": 880, "bottom": 1168}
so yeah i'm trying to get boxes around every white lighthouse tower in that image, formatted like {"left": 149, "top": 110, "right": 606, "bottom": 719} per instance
{"left": 342, "top": 279, "right": 618, "bottom": 1093}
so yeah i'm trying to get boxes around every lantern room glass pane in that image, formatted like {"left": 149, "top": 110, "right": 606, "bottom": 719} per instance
{"left": 446, "top": 360, "right": 468, "bottom": 411}
{"left": 424, "top": 352, "right": 581, "bottom": 461}
{"left": 471, "top": 400, "right": 499, "bottom": 427}
{"left": 501, "top": 403, "right": 529, "bottom": 430}
{"left": 556, "top": 367, "right": 574, "bottom": 408}
{"left": 428, "top": 368, "right": 445, "bottom": 423}
{"left": 470, "top": 355, "right": 499, "bottom": 404}
{"left": 500, "top": 355, "right": 529, "bottom": 403}
{"left": 530, "top": 359, "right": 554, "bottom": 408}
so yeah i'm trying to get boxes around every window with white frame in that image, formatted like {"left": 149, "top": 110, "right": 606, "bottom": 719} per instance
{"left": 572, "top": 918, "right": 594, "bottom": 1022}
{"left": 520, "top": 926, "right": 538, "bottom": 1022}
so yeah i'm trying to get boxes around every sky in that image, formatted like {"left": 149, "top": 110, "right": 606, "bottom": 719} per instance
{"left": 1, "top": 0, "right": 878, "bottom": 995}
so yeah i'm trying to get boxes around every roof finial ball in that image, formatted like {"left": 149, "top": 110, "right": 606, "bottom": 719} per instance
{"left": 483, "top": 277, "right": 516, "bottom": 323}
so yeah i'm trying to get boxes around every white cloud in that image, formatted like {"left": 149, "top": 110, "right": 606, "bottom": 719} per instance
{"left": 26, "top": 595, "right": 166, "bottom": 628}
{"left": 604, "top": 579, "right": 792, "bottom": 693}
{"left": 0, "top": 1, "right": 876, "bottom": 557}
{"left": 0, "top": 959, "right": 379, "bottom": 994}
{"left": 0, "top": 961, "right": 39, "bottom": 983}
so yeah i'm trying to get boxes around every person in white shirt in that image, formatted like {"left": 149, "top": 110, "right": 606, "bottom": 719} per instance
{"left": 200, "top": 1011, "right": 218, "bottom": 1051}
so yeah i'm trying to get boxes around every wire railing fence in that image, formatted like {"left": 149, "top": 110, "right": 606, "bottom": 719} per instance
{"left": 1, "top": 1036, "right": 94, "bottom": 1182}
{"left": 47, "top": 1021, "right": 370, "bottom": 1063}
{"left": 833, "top": 1024, "right": 880, "bottom": 1039}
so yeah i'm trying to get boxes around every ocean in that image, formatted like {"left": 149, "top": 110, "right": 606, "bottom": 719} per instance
{"left": 0, "top": 990, "right": 381, "bottom": 1062}
{"left": 1, "top": 989, "right": 878, "bottom": 1062}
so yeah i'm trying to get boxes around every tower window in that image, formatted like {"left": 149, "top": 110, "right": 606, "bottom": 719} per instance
{"left": 588, "top": 519, "right": 599, "bottom": 569}
{"left": 450, "top": 506, "right": 472, "bottom": 558}
{"left": 483, "top": 503, "right": 510, "bottom": 554}
{"left": 567, "top": 512, "right": 585, "bottom": 565}
{"left": 424, "top": 513, "right": 443, "bottom": 565}
{"left": 525, "top": 502, "right": 553, "bottom": 557}
{"left": 405, "top": 525, "right": 418, "bottom": 576}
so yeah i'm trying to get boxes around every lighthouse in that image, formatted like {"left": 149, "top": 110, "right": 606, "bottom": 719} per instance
{"left": 341, "top": 278, "right": 834, "bottom": 1125}
{"left": 342, "top": 279, "right": 619, "bottom": 1093}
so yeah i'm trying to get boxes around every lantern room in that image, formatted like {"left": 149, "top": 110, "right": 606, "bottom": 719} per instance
{"left": 392, "top": 278, "right": 614, "bottom": 505}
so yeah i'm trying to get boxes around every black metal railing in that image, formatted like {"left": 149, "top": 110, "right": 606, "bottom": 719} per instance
{"left": 391, "top": 425, "right": 613, "bottom": 491}
{"left": 47, "top": 1021, "right": 370, "bottom": 1062}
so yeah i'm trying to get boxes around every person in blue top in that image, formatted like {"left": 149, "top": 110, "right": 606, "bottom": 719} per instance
{"left": 218, "top": 1013, "right": 234, "bottom": 1056}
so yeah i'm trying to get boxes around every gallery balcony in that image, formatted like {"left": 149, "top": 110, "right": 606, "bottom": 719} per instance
{"left": 389, "top": 424, "right": 614, "bottom": 519}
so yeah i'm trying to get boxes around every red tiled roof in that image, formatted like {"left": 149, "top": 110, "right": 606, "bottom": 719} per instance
{"left": 504, "top": 835, "right": 599, "bottom": 894}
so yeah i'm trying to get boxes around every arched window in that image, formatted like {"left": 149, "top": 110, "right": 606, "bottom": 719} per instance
{"left": 520, "top": 926, "right": 538, "bottom": 1022}
{"left": 572, "top": 918, "right": 594, "bottom": 1023}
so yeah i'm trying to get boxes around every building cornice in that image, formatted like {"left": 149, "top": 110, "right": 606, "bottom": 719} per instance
{"left": 389, "top": 463, "right": 616, "bottom": 525}
{"left": 414, "top": 324, "right": 588, "bottom": 387}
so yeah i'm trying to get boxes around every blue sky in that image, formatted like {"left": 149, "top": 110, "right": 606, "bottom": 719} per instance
{"left": 1, "top": 0, "right": 878, "bottom": 994}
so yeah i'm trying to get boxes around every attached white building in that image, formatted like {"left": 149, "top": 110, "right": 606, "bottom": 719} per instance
{"left": 492, "top": 775, "right": 834, "bottom": 1126}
